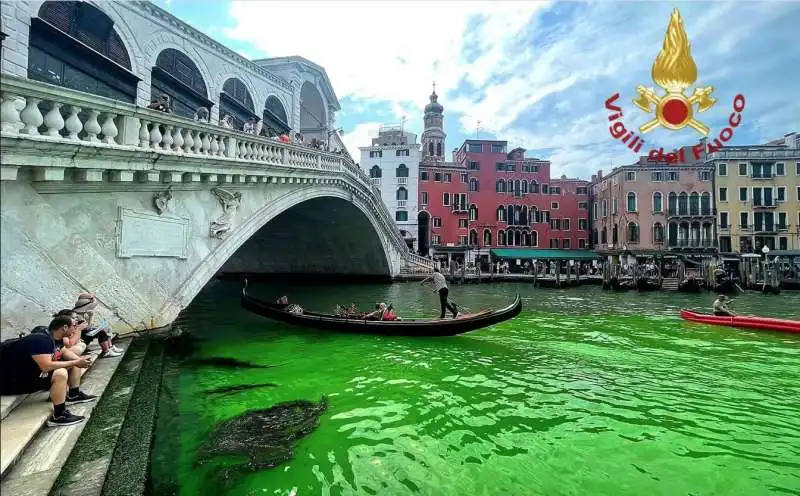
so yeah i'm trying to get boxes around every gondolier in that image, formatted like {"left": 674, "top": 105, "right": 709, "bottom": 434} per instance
{"left": 421, "top": 268, "right": 459, "bottom": 319}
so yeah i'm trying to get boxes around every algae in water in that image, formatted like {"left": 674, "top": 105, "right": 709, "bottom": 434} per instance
{"left": 198, "top": 396, "right": 328, "bottom": 478}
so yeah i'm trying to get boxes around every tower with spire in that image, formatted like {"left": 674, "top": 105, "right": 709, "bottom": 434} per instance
{"left": 420, "top": 82, "right": 447, "bottom": 163}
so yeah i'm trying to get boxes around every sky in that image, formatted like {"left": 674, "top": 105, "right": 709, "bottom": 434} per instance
{"left": 156, "top": 0, "right": 798, "bottom": 179}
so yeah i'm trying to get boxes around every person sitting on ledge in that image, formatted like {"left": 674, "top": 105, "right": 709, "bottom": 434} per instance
{"left": 54, "top": 307, "right": 122, "bottom": 359}
{"left": 713, "top": 295, "right": 736, "bottom": 316}
{"left": 0, "top": 315, "right": 97, "bottom": 427}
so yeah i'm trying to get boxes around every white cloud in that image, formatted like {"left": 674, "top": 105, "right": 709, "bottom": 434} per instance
{"left": 222, "top": 1, "right": 798, "bottom": 179}
{"left": 340, "top": 122, "right": 382, "bottom": 161}
{"left": 224, "top": 1, "right": 550, "bottom": 117}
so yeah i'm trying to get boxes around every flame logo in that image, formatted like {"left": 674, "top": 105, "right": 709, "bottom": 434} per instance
{"left": 652, "top": 9, "right": 698, "bottom": 93}
{"left": 632, "top": 8, "right": 716, "bottom": 136}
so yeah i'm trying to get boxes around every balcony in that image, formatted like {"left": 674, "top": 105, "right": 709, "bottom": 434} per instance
{"left": 397, "top": 200, "right": 407, "bottom": 208}
{"left": 668, "top": 239, "right": 717, "bottom": 248}
{"left": 753, "top": 224, "right": 776, "bottom": 234}
{"left": 752, "top": 201, "right": 777, "bottom": 209}
{"left": 371, "top": 178, "right": 382, "bottom": 186}
{"left": 667, "top": 208, "right": 713, "bottom": 218}
{"left": 396, "top": 177, "right": 408, "bottom": 185}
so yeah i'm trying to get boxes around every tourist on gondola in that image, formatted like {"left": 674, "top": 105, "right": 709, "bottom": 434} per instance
{"left": 713, "top": 295, "right": 736, "bottom": 316}
{"left": 420, "top": 268, "right": 458, "bottom": 319}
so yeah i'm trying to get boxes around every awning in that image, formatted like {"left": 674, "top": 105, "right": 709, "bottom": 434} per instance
{"left": 490, "top": 248, "right": 601, "bottom": 260}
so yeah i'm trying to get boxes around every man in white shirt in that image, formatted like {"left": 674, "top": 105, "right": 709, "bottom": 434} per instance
{"left": 421, "top": 268, "right": 458, "bottom": 319}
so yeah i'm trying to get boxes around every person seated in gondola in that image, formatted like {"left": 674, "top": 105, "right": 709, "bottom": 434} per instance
{"left": 275, "top": 296, "right": 289, "bottom": 306}
{"left": 713, "top": 295, "right": 736, "bottom": 316}
{"left": 363, "top": 303, "right": 387, "bottom": 321}
{"left": 382, "top": 304, "right": 400, "bottom": 321}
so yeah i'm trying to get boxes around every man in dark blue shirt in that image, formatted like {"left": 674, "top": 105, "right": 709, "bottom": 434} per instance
{"left": 0, "top": 316, "right": 97, "bottom": 426}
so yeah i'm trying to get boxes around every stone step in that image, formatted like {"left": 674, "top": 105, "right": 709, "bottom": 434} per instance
{"left": 49, "top": 339, "right": 150, "bottom": 496}
{"left": 0, "top": 342, "right": 130, "bottom": 494}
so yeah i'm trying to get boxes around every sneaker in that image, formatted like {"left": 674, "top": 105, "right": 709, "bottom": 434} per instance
{"left": 102, "top": 349, "right": 123, "bottom": 358}
{"left": 110, "top": 345, "right": 123, "bottom": 353}
{"left": 47, "top": 410, "right": 85, "bottom": 427}
{"left": 66, "top": 390, "right": 97, "bottom": 405}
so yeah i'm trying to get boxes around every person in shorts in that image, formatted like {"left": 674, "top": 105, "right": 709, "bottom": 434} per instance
{"left": 0, "top": 316, "right": 97, "bottom": 427}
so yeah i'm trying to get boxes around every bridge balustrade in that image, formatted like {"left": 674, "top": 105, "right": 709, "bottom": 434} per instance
{"left": 0, "top": 74, "right": 434, "bottom": 271}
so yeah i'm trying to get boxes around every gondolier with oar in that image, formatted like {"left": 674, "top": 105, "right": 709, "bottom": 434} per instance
{"left": 421, "top": 268, "right": 459, "bottom": 319}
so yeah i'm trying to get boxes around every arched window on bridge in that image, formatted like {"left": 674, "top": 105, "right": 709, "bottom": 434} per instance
{"left": 263, "top": 95, "right": 291, "bottom": 135}
{"left": 396, "top": 164, "right": 409, "bottom": 177}
{"left": 469, "top": 229, "right": 478, "bottom": 246}
{"left": 483, "top": 229, "right": 492, "bottom": 247}
{"left": 152, "top": 48, "right": 212, "bottom": 119}
{"left": 28, "top": 1, "right": 139, "bottom": 102}
{"left": 396, "top": 187, "right": 408, "bottom": 201}
{"left": 220, "top": 77, "right": 257, "bottom": 130}
{"left": 370, "top": 166, "right": 382, "bottom": 178}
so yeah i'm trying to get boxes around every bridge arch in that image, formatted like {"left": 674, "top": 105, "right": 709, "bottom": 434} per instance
{"left": 167, "top": 184, "right": 395, "bottom": 317}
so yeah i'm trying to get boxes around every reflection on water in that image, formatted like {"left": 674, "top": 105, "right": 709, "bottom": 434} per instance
{"left": 150, "top": 282, "right": 800, "bottom": 496}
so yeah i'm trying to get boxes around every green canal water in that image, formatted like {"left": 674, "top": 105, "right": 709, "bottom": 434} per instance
{"left": 149, "top": 281, "right": 800, "bottom": 496}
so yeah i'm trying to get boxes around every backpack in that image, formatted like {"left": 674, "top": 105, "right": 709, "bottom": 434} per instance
{"left": 0, "top": 326, "right": 50, "bottom": 355}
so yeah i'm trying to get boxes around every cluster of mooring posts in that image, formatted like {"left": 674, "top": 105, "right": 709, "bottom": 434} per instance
{"left": 598, "top": 249, "right": 789, "bottom": 296}
{"left": 395, "top": 249, "right": 605, "bottom": 287}
{"left": 399, "top": 248, "right": 796, "bottom": 295}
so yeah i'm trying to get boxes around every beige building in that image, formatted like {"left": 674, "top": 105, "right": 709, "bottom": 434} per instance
{"left": 710, "top": 132, "right": 799, "bottom": 253}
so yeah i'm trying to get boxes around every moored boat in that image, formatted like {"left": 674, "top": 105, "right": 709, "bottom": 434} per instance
{"left": 679, "top": 309, "right": 800, "bottom": 334}
{"left": 241, "top": 280, "right": 522, "bottom": 336}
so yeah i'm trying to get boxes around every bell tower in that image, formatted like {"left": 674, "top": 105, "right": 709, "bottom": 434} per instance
{"left": 420, "top": 82, "right": 447, "bottom": 164}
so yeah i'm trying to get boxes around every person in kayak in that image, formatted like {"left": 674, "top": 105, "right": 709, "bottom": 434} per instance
{"left": 713, "top": 295, "right": 736, "bottom": 316}
{"left": 420, "top": 268, "right": 458, "bottom": 319}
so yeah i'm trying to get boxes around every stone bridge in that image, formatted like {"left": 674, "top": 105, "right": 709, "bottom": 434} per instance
{"left": 0, "top": 75, "right": 433, "bottom": 339}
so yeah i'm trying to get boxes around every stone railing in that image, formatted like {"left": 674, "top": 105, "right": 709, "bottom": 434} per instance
{"left": 0, "top": 75, "right": 339, "bottom": 173}
{"left": 0, "top": 74, "right": 434, "bottom": 270}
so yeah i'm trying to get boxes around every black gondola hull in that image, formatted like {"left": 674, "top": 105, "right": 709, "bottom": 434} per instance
{"left": 241, "top": 289, "right": 522, "bottom": 337}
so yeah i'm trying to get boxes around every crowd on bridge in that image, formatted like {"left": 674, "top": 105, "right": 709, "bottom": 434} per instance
{"left": 0, "top": 292, "right": 123, "bottom": 427}
{"left": 147, "top": 94, "right": 351, "bottom": 158}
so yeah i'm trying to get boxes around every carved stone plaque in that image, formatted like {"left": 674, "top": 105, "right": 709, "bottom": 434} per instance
{"left": 116, "top": 207, "right": 189, "bottom": 259}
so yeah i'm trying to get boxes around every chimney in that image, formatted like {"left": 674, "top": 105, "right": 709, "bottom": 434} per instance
{"left": 597, "top": 169, "right": 603, "bottom": 179}
{"left": 591, "top": 174, "right": 597, "bottom": 182}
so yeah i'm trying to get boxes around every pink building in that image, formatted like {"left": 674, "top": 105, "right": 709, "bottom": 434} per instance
{"left": 548, "top": 175, "right": 591, "bottom": 249}
{"left": 590, "top": 149, "right": 716, "bottom": 256}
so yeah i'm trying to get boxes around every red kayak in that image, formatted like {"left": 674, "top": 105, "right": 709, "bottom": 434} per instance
{"left": 680, "top": 310, "right": 800, "bottom": 334}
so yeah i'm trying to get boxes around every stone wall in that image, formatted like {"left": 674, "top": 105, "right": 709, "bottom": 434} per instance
{"left": 0, "top": 174, "right": 400, "bottom": 340}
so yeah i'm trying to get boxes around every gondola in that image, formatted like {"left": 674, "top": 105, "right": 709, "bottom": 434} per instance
{"left": 241, "top": 280, "right": 522, "bottom": 337}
